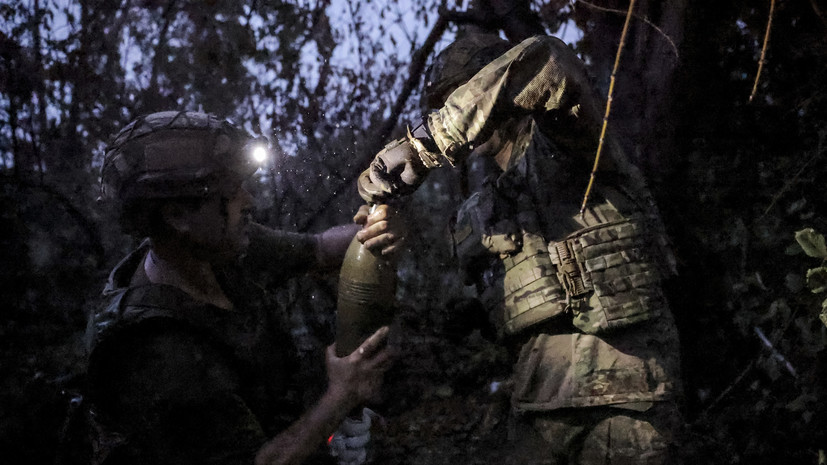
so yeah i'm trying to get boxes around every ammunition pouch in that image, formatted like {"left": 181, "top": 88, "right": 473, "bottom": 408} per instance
{"left": 483, "top": 231, "right": 567, "bottom": 335}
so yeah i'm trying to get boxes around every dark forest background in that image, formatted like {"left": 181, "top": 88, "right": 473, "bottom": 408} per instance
{"left": 2, "top": 0, "right": 826, "bottom": 463}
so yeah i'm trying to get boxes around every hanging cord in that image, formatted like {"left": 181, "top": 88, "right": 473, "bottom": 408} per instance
{"left": 580, "top": 0, "right": 637, "bottom": 218}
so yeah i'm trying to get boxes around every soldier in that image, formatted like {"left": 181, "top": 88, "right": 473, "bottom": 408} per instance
{"left": 358, "top": 34, "right": 684, "bottom": 464}
{"left": 87, "top": 111, "right": 400, "bottom": 465}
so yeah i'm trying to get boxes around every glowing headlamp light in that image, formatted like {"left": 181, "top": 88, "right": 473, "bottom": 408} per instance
{"left": 251, "top": 144, "right": 268, "bottom": 164}
{"left": 244, "top": 136, "right": 271, "bottom": 168}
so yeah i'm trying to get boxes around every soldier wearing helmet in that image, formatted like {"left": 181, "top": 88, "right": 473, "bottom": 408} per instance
{"left": 87, "top": 111, "right": 400, "bottom": 465}
{"left": 359, "top": 33, "right": 684, "bottom": 463}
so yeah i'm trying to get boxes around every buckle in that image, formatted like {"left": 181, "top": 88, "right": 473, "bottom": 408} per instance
{"left": 551, "top": 240, "right": 589, "bottom": 313}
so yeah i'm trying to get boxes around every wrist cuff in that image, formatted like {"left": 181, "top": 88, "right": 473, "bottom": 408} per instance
{"left": 406, "top": 124, "right": 444, "bottom": 169}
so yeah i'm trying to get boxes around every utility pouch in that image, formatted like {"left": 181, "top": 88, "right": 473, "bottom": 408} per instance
{"left": 487, "top": 231, "right": 567, "bottom": 336}
{"left": 549, "top": 217, "right": 666, "bottom": 335}
{"left": 452, "top": 189, "right": 495, "bottom": 286}
{"left": 452, "top": 181, "right": 520, "bottom": 285}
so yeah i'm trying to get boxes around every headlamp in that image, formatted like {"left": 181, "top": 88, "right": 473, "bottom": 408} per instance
{"left": 244, "top": 136, "right": 271, "bottom": 169}
{"left": 251, "top": 144, "right": 268, "bottom": 164}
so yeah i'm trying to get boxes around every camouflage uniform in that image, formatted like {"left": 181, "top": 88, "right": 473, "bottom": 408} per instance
{"left": 427, "top": 36, "right": 683, "bottom": 463}
{"left": 85, "top": 225, "right": 328, "bottom": 465}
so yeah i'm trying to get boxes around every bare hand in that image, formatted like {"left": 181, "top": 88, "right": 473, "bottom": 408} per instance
{"left": 353, "top": 204, "right": 406, "bottom": 257}
{"left": 326, "top": 326, "right": 394, "bottom": 409}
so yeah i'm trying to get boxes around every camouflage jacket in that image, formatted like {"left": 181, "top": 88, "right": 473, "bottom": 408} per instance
{"left": 85, "top": 225, "right": 325, "bottom": 465}
{"left": 428, "top": 36, "right": 682, "bottom": 412}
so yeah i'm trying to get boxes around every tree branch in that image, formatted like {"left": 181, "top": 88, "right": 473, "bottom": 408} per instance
{"left": 576, "top": 0, "right": 679, "bottom": 59}
{"left": 480, "top": 0, "right": 546, "bottom": 42}
{"left": 810, "top": 0, "right": 827, "bottom": 28}
{"left": 294, "top": 13, "right": 450, "bottom": 231}
{"left": 759, "top": 129, "right": 826, "bottom": 219}
{"left": 32, "top": 0, "right": 48, "bottom": 177}
{"left": 749, "top": 0, "right": 776, "bottom": 103}
{"left": 442, "top": 8, "right": 497, "bottom": 29}
{"left": 2, "top": 178, "right": 106, "bottom": 266}
{"left": 370, "top": 13, "right": 449, "bottom": 152}
{"left": 145, "top": 1, "right": 177, "bottom": 107}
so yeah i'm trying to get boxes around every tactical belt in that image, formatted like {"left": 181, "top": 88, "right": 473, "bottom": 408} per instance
{"left": 550, "top": 217, "right": 666, "bottom": 335}
{"left": 486, "top": 217, "right": 666, "bottom": 336}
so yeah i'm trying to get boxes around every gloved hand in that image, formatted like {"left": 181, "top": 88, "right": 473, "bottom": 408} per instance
{"left": 358, "top": 124, "right": 441, "bottom": 203}
{"left": 358, "top": 139, "right": 428, "bottom": 203}
{"left": 329, "top": 408, "right": 376, "bottom": 465}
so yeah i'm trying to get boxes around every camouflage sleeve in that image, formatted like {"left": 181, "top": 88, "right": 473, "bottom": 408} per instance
{"left": 428, "top": 35, "right": 604, "bottom": 166}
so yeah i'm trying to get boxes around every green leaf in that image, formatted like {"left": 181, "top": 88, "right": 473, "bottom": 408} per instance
{"left": 806, "top": 267, "right": 827, "bottom": 294}
{"left": 795, "top": 228, "right": 827, "bottom": 258}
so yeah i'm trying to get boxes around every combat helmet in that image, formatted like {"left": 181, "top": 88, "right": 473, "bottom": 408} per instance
{"left": 100, "top": 111, "right": 264, "bottom": 204}
{"left": 423, "top": 32, "right": 511, "bottom": 110}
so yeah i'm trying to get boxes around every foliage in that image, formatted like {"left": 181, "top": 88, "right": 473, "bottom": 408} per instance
{"left": 795, "top": 228, "right": 827, "bottom": 327}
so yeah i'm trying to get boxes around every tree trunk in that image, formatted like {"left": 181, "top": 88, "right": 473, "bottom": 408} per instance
{"left": 600, "top": 0, "right": 687, "bottom": 186}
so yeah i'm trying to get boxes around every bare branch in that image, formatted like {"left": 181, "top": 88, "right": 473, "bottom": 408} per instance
{"left": 371, "top": 13, "right": 449, "bottom": 149}
{"left": 754, "top": 326, "right": 797, "bottom": 377}
{"left": 759, "top": 129, "right": 826, "bottom": 219}
{"left": 32, "top": 0, "right": 48, "bottom": 177}
{"left": 695, "top": 299, "right": 804, "bottom": 424}
{"left": 1, "top": 178, "right": 107, "bottom": 266}
{"left": 295, "top": 13, "right": 450, "bottom": 231}
{"left": 444, "top": 0, "right": 546, "bottom": 42}
{"left": 810, "top": 0, "right": 827, "bottom": 28}
{"left": 695, "top": 359, "right": 755, "bottom": 424}
{"left": 145, "top": 1, "right": 178, "bottom": 107}
{"left": 482, "top": 0, "right": 546, "bottom": 42}
{"left": 442, "top": 8, "right": 497, "bottom": 29}
{"left": 749, "top": 0, "right": 776, "bottom": 103}
{"left": 576, "top": 0, "right": 679, "bottom": 59}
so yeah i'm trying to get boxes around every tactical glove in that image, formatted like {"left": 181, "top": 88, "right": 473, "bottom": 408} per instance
{"left": 358, "top": 124, "right": 442, "bottom": 203}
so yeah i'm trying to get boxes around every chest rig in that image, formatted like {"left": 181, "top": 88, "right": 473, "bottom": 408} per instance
{"left": 451, "top": 125, "right": 674, "bottom": 337}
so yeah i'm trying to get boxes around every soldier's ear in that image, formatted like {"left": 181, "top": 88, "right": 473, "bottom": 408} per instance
{"left": 160, "top": 203, "right": 191, "bottom": 234}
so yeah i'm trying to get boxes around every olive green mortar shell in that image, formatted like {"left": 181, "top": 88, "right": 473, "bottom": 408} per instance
{"left": 335, "top": 235, "right": 397, "bottom": 357}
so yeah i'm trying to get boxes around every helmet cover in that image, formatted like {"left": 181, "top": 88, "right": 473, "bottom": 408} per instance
{"left": 101, "top": 111, "right": 257, "bottom": 203}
